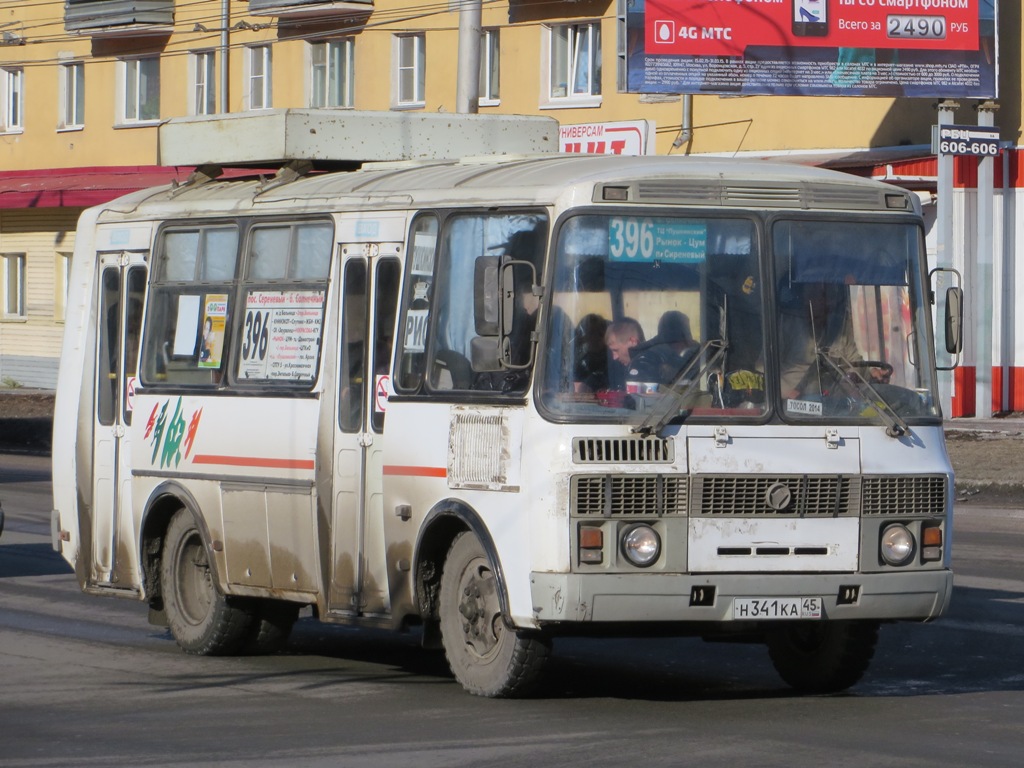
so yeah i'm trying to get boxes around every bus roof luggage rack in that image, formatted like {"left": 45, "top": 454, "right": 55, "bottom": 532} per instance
{"left": 158, "top": 109, "right": 559, "bottom": 168}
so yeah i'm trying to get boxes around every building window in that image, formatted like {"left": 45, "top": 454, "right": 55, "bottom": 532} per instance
{"left": 246, "top": 45, "right": 272, "bottom": 111}
{"left": 2, "top": 254, "right": 26, "bottom": 318}
{"left": 310, "top": 39, "right": 354, "bottom": 109}
{"left": 394, "top": 33, "right": 425, "bottom": 108}
{"left": 120, "top": 57, "right": 160, "bottom": 124}
{"left": 479, "top": 29, "right": 499, "bottom": 105}
{"left": 56, "top": 253, "right": 72, "bottom": 322}
{"left": 546, "top": 22, "right": 602, "bottom": 105}
{"left": 191, "top": 51, "right": 217, "bottom": 116}
{"left": 1, "top": 67, "right": 24, "bottom": 132}
{"left": 59, "top": 62, "right": 85, "bottom": 130}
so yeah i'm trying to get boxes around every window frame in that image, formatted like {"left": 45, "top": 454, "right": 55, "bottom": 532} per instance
{"left": 393, "top": 33, "right": 426, "bottom": 109}
{"left": 119, "top": 56, "right": 161, "bottom": 126}
{"left": 1, "top": 66, "right": 24, "bottom": 133}
{"left": 542, "top": 21, "right": 602, "bottom": 109}
{"left": 2, "top": 253, "right": 26, "bottom": 319}
{"left": 58, "top": 61, "right": 84, "bottom": 131}
{"left": 479, "top": 28, "right": 500, "bottom": 106}
{"left": 309, "top": 38, "right": 354, "bottom": 109}
{"left": 190, "top": 50, "right": 217, "bottom": 116}
{"left": 246, "top": 44, "right": 273, "bottom": 111}
{"left": 55, "top": 252, "right": 72, "bottom": 322}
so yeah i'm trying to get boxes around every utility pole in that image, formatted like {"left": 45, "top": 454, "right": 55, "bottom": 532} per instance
{"left": 455, "top": 0, "right": 482, "bottom": 114}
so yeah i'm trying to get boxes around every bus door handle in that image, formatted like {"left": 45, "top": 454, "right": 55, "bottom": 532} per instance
{"left": 358, "top": 433, "right": 374, "bottom": 448}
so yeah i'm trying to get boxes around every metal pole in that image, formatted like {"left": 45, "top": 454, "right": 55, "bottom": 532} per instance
{"left": 975, "top": 101, "right": 998, "bottom": 417}
{"left": 219, "top": 0, "right": 229, "bottom": 113}
{"left": 455, "top": 0, "right": 482, "bottom": 114}
{"left": 935, "top": 100, "right": 958, "bottom": 414}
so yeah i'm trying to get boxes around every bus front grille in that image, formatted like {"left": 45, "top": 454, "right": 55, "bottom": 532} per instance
{"left": 694, "top": 475, "right": 858, "bottom": 517}
{"left": 573, "top": 436, "right": 674, "bottom": 464}
{"left": 572, "top": 475, "right": 688, "bottom": 517}
{"left": 862, "top": 475, "right": 947, "bottom": 515}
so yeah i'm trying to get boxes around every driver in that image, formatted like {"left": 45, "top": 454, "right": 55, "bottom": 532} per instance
{"left": 779, "top": 280, "right": 885, "bottom": 400}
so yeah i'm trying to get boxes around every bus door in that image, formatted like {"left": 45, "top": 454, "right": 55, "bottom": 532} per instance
{"left": 329, "top": 246, "right": 401, "bottom": 617}
{"left": 91, "top": 252, "right": 147, "bottom": 587}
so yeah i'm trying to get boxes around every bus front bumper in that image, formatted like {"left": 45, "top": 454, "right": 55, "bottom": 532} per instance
{"left": 529, "top": 570, "right": 953, "bottom": 625}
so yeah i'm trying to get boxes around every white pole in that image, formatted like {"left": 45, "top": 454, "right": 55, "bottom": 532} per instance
{"left": 936, "top": 100, "right": 958, "bottom": 415}
{"left": 975, "top": 101, "right": 998, "bottom": 417}
{"left": 456, "top": 0, "right": 482, "bottom": 114}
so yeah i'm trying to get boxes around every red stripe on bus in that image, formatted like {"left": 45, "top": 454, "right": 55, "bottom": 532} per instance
{"left": 191, "top": 454, "right": 315, "bottom": 470}
{"left": 383, "top": 465, "right": 448, "bottom": 478}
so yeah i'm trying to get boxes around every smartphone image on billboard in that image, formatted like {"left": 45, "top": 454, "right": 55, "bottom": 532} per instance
{"left": 792, "top": 0, "right": 828, "bottom": 37}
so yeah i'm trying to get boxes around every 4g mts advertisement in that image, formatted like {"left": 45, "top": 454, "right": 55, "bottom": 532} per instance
{"left": 624, "top": 0, "right": 996, "bottom": 97}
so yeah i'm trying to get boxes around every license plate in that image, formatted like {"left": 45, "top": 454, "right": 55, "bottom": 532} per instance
{"left": 732, "top": 597, "right": 822, "bottom": 620}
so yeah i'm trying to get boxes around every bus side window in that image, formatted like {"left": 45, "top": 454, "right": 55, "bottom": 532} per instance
{"left": 339, "top": 260, "right": 366, "bottom": 433}
{"left": 396, "top": 215, "right": 438, "bottom": 392}
{"left": 141, "top": 226, "right": 239, "bottom": 387}
{"left": 371, "top": 258, "right": 400, "bottom": 432}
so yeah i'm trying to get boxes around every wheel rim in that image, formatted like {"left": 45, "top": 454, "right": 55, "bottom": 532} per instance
{"left": 173, "top": 529, "right": 213, "bottom": 627}
{"left": 455, "top": 555, "right": 503, "bottom": 660}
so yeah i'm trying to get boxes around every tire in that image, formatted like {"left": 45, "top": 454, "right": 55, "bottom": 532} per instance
{"left": 439, "top": 532, "right": 551, "bottom": 698}
{"left": 766, "top": 620, "right": 879, "bottom": 694}
{"left": 161, "top": 508, "right": 255, "bottom": 656}
{"left": 242, "top": 601, "right": 300, "bottom": 655}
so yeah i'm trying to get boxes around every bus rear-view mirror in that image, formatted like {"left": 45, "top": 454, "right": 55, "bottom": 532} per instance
{"left": 945, "top": 285, "right": 963, "bottom": 354}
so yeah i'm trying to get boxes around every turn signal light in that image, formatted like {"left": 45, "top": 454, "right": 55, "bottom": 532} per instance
{"left": 579, "top": 526, "right": 603, "bottom": 564}
{"left": 922, "top": 525, "right": 943, "bottom": 561}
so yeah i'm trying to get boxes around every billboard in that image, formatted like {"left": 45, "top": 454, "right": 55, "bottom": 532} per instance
{"left": 624, "top": 0, "right": 997, "bottom": 98}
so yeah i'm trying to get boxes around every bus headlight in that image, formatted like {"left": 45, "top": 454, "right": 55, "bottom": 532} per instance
{"left": 621, "top": 524, "right": 661, "bottom": 568}
{"left": 880, "top": 524, "right": 915, "bottom": 566}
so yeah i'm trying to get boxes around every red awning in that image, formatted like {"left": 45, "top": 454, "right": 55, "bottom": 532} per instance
{"left": 0, "top": 166, "right": 264, "bottom": 209}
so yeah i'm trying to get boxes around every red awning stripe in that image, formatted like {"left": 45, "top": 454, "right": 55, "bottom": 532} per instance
{"left": 0, "top": 166, "right": 267, "bottom": 209}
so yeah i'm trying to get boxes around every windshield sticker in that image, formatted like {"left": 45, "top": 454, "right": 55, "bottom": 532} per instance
{"left": 786, "top": 398, "right": 823, "bottom": 416}
{"left": 609, "top": 217, "right": 707, "bottom": 263}
{"left": 199, "top": 294, "right": 228, "bottom": 369}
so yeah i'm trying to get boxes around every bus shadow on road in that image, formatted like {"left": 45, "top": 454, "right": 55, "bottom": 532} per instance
{"left": 0, "top": 542, "right": 73, "bottom": 578}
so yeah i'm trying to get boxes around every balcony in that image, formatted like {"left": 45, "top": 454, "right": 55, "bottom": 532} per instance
{"left": 247, "top": 0, "right": 372, "bottom": 20}
{"left": 65, "top": 0, "right": 173, "bottom": 35}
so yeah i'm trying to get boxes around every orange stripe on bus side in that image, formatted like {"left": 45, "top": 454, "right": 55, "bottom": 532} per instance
{"left": 382, "top": 465, "right": 448, "bottom": 478}
{"left": 191, "top": 454, "right": 315, "bottom": 470}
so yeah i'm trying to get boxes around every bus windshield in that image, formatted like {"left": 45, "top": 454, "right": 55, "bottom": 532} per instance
{"left": 539, "top": 212, "right": 939, "bottom": 424}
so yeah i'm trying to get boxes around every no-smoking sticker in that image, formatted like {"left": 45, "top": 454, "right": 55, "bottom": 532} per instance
{"left": 374, "top": 374, "right": 390, "bottom": 413}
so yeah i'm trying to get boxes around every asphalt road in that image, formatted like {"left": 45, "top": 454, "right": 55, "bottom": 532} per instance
{"left": 2, "top": 452, "right": 1023, "bottom": 767}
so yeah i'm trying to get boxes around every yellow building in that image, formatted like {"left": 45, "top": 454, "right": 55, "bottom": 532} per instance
{"left": 0, "top": 0, "right": 1018, "bottom": 412}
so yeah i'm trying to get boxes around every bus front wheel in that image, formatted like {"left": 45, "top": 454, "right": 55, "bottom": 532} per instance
{"left": 161, "top": 509, "right": 254, "bottom": 656}
{"left": 438, "top": 532, "right": 551, "bottom": 697}
{"left": 766, "top": 620, "right": 879, "bottom": 694}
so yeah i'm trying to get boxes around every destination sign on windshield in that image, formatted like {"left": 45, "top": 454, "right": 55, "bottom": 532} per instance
{"left": 608, "top": 217, "right": 707, "bottom": 263}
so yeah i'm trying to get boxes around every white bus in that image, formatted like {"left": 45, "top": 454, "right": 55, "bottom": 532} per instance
{"left": 52, "top": 152, "right": 963, "bottom": 697}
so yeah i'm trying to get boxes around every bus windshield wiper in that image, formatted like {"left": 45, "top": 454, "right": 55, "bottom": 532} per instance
{"left": 632, "top": 339, "right": 728, "bottom": 436}
{"left": 817, "top": 349, "right": 908, "bottom": 438}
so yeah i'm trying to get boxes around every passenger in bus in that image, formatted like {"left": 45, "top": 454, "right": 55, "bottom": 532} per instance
{"left": 598, "top": 317, "right": 688, "bottom": 391}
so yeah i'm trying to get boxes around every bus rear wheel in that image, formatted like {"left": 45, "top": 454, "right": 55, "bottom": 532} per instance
{"left": 766, "top": 620, "right": 879, "bottom": 694}
{"left": 161, "top": 509, "right": 254, "bottom": 656}
{"left": 439, "top": 532, "right": 550, "bottom": 698}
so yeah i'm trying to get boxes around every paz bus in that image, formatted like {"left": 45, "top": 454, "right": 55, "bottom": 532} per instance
{"left": 52, "top": 143, "right": 963, "bottom": 697}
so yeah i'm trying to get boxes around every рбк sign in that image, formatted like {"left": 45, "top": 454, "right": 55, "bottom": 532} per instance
{"left": 932, "top": 124, "right": 1000, "bottom": 156}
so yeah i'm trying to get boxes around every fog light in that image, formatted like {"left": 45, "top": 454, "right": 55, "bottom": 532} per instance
{"left": 621, "top": 524, "right": 661, "bottom": 568}
{"left": 880, "top": 524, "right": 915, "bottom": 566}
